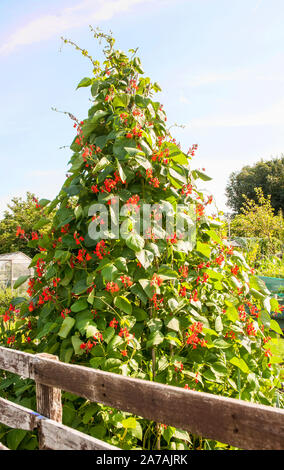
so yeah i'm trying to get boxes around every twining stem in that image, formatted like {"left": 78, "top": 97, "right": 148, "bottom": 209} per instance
{"left": 149, "top": 303, "right": 160, "bottom": 450}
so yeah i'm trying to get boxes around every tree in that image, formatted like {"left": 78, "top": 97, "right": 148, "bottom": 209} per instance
{"left": 230, "top": 187, "right": 284, "bottom": 256}
{"left": 0, "top": 192, "right": 53, "bottom": 258}
{"left": 2, "top": 29, "right": 283, "bottom": 450}
{"left": 225, "top": 156, "right": 284, "bottom": 215}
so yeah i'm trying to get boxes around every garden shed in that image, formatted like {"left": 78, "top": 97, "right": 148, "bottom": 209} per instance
{"left": 0, "top": 252, "right": 33, "bottom": 291}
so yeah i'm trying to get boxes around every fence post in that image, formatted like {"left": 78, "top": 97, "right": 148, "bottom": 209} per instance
{"left": 35, "top": 353, "right": 62, "bottom": 449}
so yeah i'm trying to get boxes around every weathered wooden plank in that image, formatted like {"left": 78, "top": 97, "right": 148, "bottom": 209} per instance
{"left": 29, "top": 353, "right": 284, "bottom": 450}
{"left": 0, "top": 442, "right": 9, "bottom": 450}
{"left": 1, "top": 346, "right": 284, "bottom": 450}
{"left": 38, "top": 419, "right": 119, "bottom": 450}
{"left": 0, "top": 397, "right": 37, "bottom": 431}
{"left": 35, "top": 353, "right": 62, "bottom": 449}
{"left": 0, "top": 347, "right": 32, "bottom": 378}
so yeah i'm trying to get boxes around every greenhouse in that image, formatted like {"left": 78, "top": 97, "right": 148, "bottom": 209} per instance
{"left": 0, "top": 252, "right": 33, "bottom": 291}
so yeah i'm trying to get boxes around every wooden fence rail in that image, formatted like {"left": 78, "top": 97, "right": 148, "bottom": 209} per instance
{"left": 0, "top": 346, "right": 283, "bottom": 450}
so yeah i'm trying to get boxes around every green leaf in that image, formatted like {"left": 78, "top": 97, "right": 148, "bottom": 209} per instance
{"left": 71, "top": 299, "right": 89, "bottom": 313}
{"left": 114, "top": 296, "right": 132, "bottom": 315}
{"left": 206, "top": 229, "right": 222, "bottom": 245}
{"left": 165, "top": 316, "right": 180, "bottom": 332}
{"left": 112, "top": 93, "right": 130, "bottom": 108}
{"left": 226, "top": 305, "right": 238, "bottom": 322}
{"left": 13, "top": 275, "right": 30, "bottom": 289}
{"left": 76, "top": 77, "right": 92, "bottom": 89}
{"left": 210, "top": 362, "right": 227, "bottom": 376}
{"left": 146, "top": 330, "right": 164, "bottom": 349}
{"left": 230, "top": 356, "right": 250, "bottom": 374}
{"left": 260, "top": 310, "right": 271, "bottom": 328}
{"left": 138, "top": 279, "right": 155, "bottom": 298}
{"left": 168, "top": 298, "right": 179, "bottom": 312}
{"left": 270, "top": 319, "right": 283, "bottom": 335}
{"left": 71, "top": 335, "right": 84, "bottom": 355}
{"left": 174, "top": 429, "right": 191, "bottom": 442}
{"left": 93, "top": 156, "right": 110, "bottom": 174}
{"left": 121, "top": 417, "right": 137, "bottom": 429}
{"left": 73, "top": 279, "right": 89, "bottom": 295}
{"left": 147, "top": 318, "right": 163, "bottom": 332}
{"left": 58, "top": 317, "right": 75, "bottom": 338}
{"left": 36, "top": 322, "right": 57, "bottom": 340}
{"left": 33, "top": 217, "right": 50, "bottom": 230}
{"left": 215, "top": 315, "right": 223, "bottom": 332}
{"left": 38, "top": 198, "right": 50, "bottom": 208}
{"left": 130, "top": 421, "right": 143, "bottom": 441}
{"left": 195, "top": 241, "right": 211, "bottom": 259}
{"left": 116, "top": 159, "right": 127, "bottom": 182}
{"left": 193, "top": 169, "right": 212, "bottom": 181}
{"left": 91, "top": 81, "right": 100, "bottom": 96}
{"left": 212, "top": 338, "right": 231, "bottom": 349}
{"left": 157, "top": 266, "right": 178, "bottom": 280}
{"left": 101, "top": 263, "right": 118, "bottom": 281}
{"left": 270, "top": 297, "right": 280, "bottom": 313}
{"left": 169, "top": 167, "right": 187, "bottom": 185}
{"left": 7, "top": 429, "right": 27, "bottom": 450}
{"left": 125, "top": 232, "right": 145, "bottom": 252}
{"left": 103, "top": 327, "right": 116, "bottom": 344}
{"left": 86, "top": 323, "right": 99, "bottom": 338}
{"left": 132, "top": 308, "right": 147, "bottom": 323}
{"left": 135, "top": 249, "right": 154, "bottom": 269}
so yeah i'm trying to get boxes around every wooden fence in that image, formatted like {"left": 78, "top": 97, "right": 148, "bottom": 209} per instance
{"left": 0, "top": 346, "right": 283, "bottom": 450}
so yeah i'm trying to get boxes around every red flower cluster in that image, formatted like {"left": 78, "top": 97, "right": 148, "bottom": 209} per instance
{"left": 80, "top": 332, "right": 103, "bottom": 351}
{"left": 101, "top": 171, "right": 125, "bottom": 192}
{"left": 196, "top": 273, "right": 209, "bottom": 285}
{"left": 150, "top": 293, "right": 164, "bottom": 310}
{"left": 38, "top": 288, "right": 55, "bottom": 306}
{"left": 126, "top": 194, "right": 140, "bottom": 207}
{"left": 36, "top": 258, "right": 45, "bottom": 278}
{"left": 246, "top": 321, "right": 257, "bottom": 337}
{"left": 2, "top": 304, "right": 15, "bottom": 322}
{"left": 27, "top": 278, "right": 36, "bottom": 297}
{"left": 185, "top": 322, "right": 207, "bottom": 349}
{"left": 214, "top": 254, "right": 224, "bottom": 266}
{"left": 181, "top": 183, "right": 193, "bottom": 196}
{"left": 126, "top": 125, "right": 142, "bottom": 139}
{"left": 94, "top": 240, "right": 108, "bottom": 260}
{"left": 120, "top": 275, "right": 133, "bottom": 287}
{"left": 187, "top": 144, "right": 198, "bottom": 157}
{"left": 146, "top": 169, "right": 160, "bottom": 188}
{"left": 190, "top": 290, "right": 199, "bottom": 302}
{"left": 224, "top": 330, "right": 236, "bottom": 341}
{"left": 106, "top": 282, "right": 119, "bottom": 293}
{"left": 109, "top": 317, "right": 119, "bottom": 328}
{"left": 174, "top": 361, "right": 184, "bottom": 373}
{"left": 231, "top": 265, "right": 239, "bottom": 276}
{"left": 166, "top": 233, "right": 178, "bottom": 245}
{"left": 76, "top": 249, "right": 92, "bottom": 263}
{"left": 150, "top": 274, "right": 163, "bottom": 288}
{"left": 120, "top": 112, "right": 128, "bottom": 124}
{"left": 61, "top": 309, "right": 71, "bottom": 319}
{"left": 179, "top": 286, "right": 187, "bottom": 297}
{"left": 151, "top": 147, "right": 169, "bottom": 164}
{"left": 179, "top": 265, "right": 189, "bottom": 279}
{"left": 238, "top": 304, "right": 246, "bottom": 321}
{"left": 196, "top": 203, "right": 205, "bottom": 218}
{"left": 16, "top": 226, "right": 25, "bottom": 238}
{"left": 74, "top": 232, "right": 84, "bottom": 246}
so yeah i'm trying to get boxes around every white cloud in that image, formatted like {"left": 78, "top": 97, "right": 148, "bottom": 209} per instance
{"left": 0, "top": 0, "right": 157, "bottom": 56}
{"left": 188, "top": 98, "right": 284, "bottom": 129}
{"left": 185, "top": 69, "right": 284, "bottom": 88}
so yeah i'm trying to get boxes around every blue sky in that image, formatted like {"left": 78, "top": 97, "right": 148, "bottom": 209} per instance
{"left": 0, "top": 0, "right": 284, "bottom": 217}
